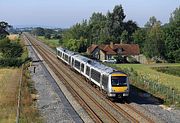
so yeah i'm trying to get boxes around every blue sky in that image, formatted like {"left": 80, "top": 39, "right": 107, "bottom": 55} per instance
{"left": 0, "top": 0, "right": 179, "bottom": 28}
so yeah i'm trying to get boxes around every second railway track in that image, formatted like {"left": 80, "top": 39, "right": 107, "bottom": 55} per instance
{"left": 24, "top": 33, "right": 155, "bottom": 123}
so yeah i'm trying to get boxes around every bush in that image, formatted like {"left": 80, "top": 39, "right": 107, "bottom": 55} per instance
{"left": 124, "top": 67, "right": 180, "bottom": 107}
{"left": 127, "top": 56, "right": 139, "bottom": 63}
{"left": 114, "top": 55, "right": 126, "bottom": 63}
{"left": 0, "top": 36, "right": 29, "bottom": 67}
{"left": 0, "top": 58, "right": 22, "bottom": 67}
{"left": 44, "top": 33, "right": 51, "bottom": 39}
{"left": 0, "top": 38, "right": 23, "bottom": 58}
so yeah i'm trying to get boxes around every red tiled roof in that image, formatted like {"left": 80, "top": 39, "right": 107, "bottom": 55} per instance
{"left": 87, "top": 43, "right": 140, "bottom": 56}
{"left": 101, "top": 45, "right": 117, "bottom": 55}
{"left": 87, "top": 44, "right": 98, "bottom": 54}
{"left": 114, "top": 44, "right": 140, "bottom": 55}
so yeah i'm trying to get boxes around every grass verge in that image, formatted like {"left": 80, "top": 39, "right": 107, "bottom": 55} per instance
{"left": 109, "top": 63, "right": 180, "bottom": 107}
{"left": 37, "top": 36, "right": 60, "bottom": 49}
{"left": 0, "top": 68, "right": 20, "bottom": 123}
{"left": 114, "top": 64, "right": 180, "bottom": 91}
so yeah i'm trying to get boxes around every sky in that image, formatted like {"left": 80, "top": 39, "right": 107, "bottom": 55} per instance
{"left": 0, "top": 0, "right": 179, "bottom": 28}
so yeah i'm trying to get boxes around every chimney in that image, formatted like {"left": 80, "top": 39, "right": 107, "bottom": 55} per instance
{"left": 110, "top": 42, "right": 114, "bottom": 49}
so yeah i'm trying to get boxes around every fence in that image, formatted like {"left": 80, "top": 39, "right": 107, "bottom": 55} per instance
{"left": 116, "top": 66, "right": 180, "bottom": 107}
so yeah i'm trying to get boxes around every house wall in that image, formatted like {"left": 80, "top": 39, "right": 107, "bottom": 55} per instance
{"left": 92, "top": 48, "right": 100, "bottom": 59}
{"left": 100, "top": 50, "right": 106, "bottom": 60}
{"left": 106, "top": 54, "right": 114, "bottom": 60}
{"left": 133, "top": 54, "right": 148, "bottom": 64}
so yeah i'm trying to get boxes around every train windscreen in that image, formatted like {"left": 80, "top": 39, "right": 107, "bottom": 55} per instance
{"left": 111, "top": 76, "right": 127, "bottom": 87}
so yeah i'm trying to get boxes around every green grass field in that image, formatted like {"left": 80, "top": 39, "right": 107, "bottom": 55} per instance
{"left": 153, "top": 66, "right": 180, "bottom": 77}
{"left": 38, "top": 36, "right": 60, "bottom": 49}
{"left": 114, "top": 63, "right": 180, "bottom": 91}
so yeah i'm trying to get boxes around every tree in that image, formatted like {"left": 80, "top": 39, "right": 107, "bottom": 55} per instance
{"left": 120, "top": 30, "right": 128, "bottom": 43}
{"left": 44, "top": 33, "right": 51, "bottom": 39}
{"left": 88, "top": 12, "right": 107, "bottom": 44}
{"left": 32, "top": 27, "right": 45, "bottom": 36}
{"left": 143, "top": 23, "right": 165, "bottom": 59}
{"left": 106, "top": 5, "right": 126, "bottom": 42}
{"left": 63, "top": 37, "right": 87, "bottom": 53}
{"left": 132, "top": 28, "right": 146, "bottom": 53}
{"left": 124, "top": 20, "right": 138, "bottom": 42}
{"left": 164, "top": 6, "right": 180, "bottom": 62}
{"left": 0, "top": 21, "right": 11, "bottom": 39}
{"left": 144, "top": 16, "right": 161, "bottom": 28}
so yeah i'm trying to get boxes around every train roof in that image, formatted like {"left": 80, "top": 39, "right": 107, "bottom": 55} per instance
{"left": 73, "top": 54, "right": 116, "bottom": 74}
{"left": 57, "top": 47, "right": 76, "bottom": 56}
{"left": 56, "top": 47, "right": 126, "bottom": 75}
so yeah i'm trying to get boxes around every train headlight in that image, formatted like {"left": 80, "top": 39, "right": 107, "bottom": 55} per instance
{"left": 111, "top": 89, "right": 115, "bottom": 92}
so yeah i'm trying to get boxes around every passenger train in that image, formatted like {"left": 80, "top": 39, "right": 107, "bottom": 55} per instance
{"left": 56, "top": 47, "right": 129, "bottom": 99}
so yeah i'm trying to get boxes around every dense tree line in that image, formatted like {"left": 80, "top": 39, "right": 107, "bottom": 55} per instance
{"left": 61, "top": 5, "right": 138, "bottom": 52}
{"left": 31, "top": 27, "right": 63, "bottom": 41}
{"left": 29, "top": 5, "right": 179, "bottom": 63}
{"left": 133, "top": 7, "right": 180, "bottom": 62}
{"left": 61, "top": 5, "right": 180, "bottom": 63}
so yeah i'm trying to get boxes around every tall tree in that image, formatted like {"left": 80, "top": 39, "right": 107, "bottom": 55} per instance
{"left": 88, "top": 12, "right": 107, "bottom": 44}
{"left": 132, "top": 28, "right": 146, "bottom": 53}
{"left": 124, "top": 20, "right": 138, "bottom": 42}
{"left": 143, "top": 22, "right": 165, "bottom": 59}
{"left": 164, "top": 6, "right": 180, "bottom": 62}
{"left": 120, "top": 30, "right": 128, "bottom": 43}
{"left": 144, "top": 16, "right": 161, "bottom": 28}
{"left": 106, "top": 5, "right": 126, "bottom": 42}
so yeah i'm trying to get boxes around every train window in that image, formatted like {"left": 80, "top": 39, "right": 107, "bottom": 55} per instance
{"left": 91, "top": 69, "right": 101, "bottom": 83}
{"left": 86, "top": 66, "right": 90, "bottom": 75}
{"left": 68, "top": 57, "right": 71, "bottom": 63}
{"left": 111, "top": 76, "right": 127, "bottom": 87}
{"left": 81, "top": 63, "right": 84, "bottom": 72}
{"left": 60, "top": 51, "right": 62, "bottom": 57}
{"left": 75, "top": 60, "right": 80, "bottom": 69}
{"left": 65, "top": 54, "right": 68, "bottom": 61}
{"left": 102, "top": 75, "right": 108, "bottom": 89}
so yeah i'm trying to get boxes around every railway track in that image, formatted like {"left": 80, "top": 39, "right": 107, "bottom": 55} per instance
{"left": 23, "top": 33, "right": 155, "bottom": 123}
{"left": 24, "top": 34, "right": 123, "bottom": 123}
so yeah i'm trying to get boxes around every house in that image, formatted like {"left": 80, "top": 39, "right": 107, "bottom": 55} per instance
{"left": 87, "top": 42, "right": 140, "bottom": 62}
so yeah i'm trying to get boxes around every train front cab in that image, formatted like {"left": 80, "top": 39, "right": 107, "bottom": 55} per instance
{"left": 108, "top": 72, "right": 129, "bottom": 99}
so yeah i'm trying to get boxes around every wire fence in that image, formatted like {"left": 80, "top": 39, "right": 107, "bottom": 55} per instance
{"left": 124, "top": 67, "right": 180, "bottom": 106}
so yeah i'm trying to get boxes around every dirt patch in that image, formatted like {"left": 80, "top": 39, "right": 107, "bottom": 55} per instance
{"left": 7, "top": 34, "right": 19, "bottom": 41}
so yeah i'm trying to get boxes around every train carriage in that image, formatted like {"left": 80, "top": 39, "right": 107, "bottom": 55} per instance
{"left": 56, "top": 47, "right": 129, "bottom": 99}
{"left": 56, "top": 47, "right": 75, "bottom": 65}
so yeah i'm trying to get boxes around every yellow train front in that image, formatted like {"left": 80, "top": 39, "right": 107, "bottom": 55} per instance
{"left": 107, "top": 71, "right": 129, "bottom": 99}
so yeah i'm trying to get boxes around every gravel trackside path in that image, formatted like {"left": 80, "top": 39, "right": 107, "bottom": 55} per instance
{"left": 24, "top": 35, "right": 92, "bottom": 123}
